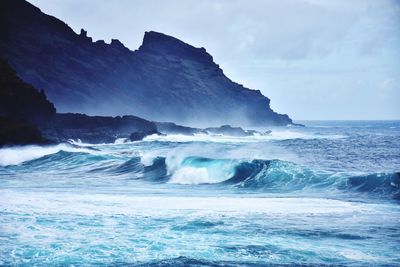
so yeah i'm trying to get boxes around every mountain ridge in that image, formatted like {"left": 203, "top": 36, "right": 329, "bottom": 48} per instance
{"left": 0, "top": 0, "right": 293, "bottom": 127}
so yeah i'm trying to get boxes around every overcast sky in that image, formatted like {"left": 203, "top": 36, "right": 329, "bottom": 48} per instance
{"left": 30, "top": 0, "right": 400, "bottom": 120}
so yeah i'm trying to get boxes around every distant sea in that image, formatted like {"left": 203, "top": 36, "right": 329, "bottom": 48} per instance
{"left": 0, "top": 120, "right": 399, "bottom": 266}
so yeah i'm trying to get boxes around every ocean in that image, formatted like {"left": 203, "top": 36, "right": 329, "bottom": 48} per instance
{"left": 0, "top": 121, "right": 399, "bottom": 266}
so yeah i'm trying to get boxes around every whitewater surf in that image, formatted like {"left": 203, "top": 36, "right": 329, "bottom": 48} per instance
{"left": 0, "top": 121, "right": 399, "bottom": 266}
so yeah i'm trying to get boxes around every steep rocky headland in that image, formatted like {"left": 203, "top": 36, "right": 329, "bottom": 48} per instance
{"left": 0, "top": 0, "right": 293, "bottom": 127}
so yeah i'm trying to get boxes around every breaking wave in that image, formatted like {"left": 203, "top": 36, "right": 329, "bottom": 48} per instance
{"left": 2, "top": 146, "right": 398, "bottom": 200}
{"left": 163, "top": 156, "right": 400, "bottom": 199}
{"left": 0, "top": 143, "right": 101, "bottom": 166}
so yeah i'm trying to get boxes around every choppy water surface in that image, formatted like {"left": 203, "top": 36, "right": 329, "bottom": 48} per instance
{"left": 0, "top": 121, "right": 399, "bottom": 266}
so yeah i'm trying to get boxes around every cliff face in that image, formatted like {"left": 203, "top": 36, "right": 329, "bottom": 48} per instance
{"left": 0, "top": 0, "right": 293, "bottom": 126}
{"left": 0, "top": 58, "right": 54, "bottom": 146}
{"left": 0, "top": 59, "right": 56, "bottom": 123}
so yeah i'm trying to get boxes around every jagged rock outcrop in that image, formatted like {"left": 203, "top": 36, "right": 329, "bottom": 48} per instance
{"left": 205, "top": 125, "right": 260, "bottom": 137}
{"left": 155, "top": 122, "right": 205, "bottom": 136}
{"left": 0, "top": 58, "right": 56, "bottom": 123}
{"left": 0, "top": 0, "right": 293, "bottom": 126}
{"left": 42, "top": 114, "right": 158, "bottom": 144}
{"left": 0, "top": 116, "right": 49, "bottom": 146}
{"left": 155, "top": 122, "right": 271, "bottom": 137}
{"left": 0, "top": 58, "right": 54, "bottom": 145}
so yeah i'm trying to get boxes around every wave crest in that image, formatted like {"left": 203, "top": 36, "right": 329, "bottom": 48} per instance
{"left": 163, "top": 156, "right": 400, "bottom": 199}
{"left": 2, "top": 145, "right": 398, "bottom": 200}
{"left": 0, "top": 143, "right": 99, "bottom": 166}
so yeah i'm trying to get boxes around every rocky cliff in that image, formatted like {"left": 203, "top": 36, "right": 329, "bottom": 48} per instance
{"left": 0, "top": 58, "right": 56, "bottom": 123}
{"left": 0, "top": 0, "right": 293, "bottom": 126}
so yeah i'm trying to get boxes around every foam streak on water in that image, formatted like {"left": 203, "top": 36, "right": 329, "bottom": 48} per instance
{"left": 0, "top": 121, "right": 399, "bottom": 266}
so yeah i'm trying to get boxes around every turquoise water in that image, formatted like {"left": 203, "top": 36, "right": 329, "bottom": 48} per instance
{"left": 0, "top": 121, "right": 399, "bottom": 266}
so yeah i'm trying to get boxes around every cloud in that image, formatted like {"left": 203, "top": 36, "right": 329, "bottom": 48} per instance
{"left": 31, "top": 0, "right": 398, "bottom": 59}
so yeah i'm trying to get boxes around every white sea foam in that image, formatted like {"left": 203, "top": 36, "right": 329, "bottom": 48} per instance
{"left": 163, "top": 147, "right": 236, "bottom": 184}
{"left": 158, "top": 141, "right": 300, "bottom": 172}
{"left": 0, "top": 144, "right": 98, "bottom": 166}
{"left": 168, "top": 162, "right": 235, "bottom": 184}
{"left": 340, "top": 249, "right": 380, "bottom": 261}
{"left": 169, "top": 166, "right": 211, "bottom": 184}
{"left": 0, "top": 190, "right": 379, "bottom": 216}
{"left": 142, "top": 131, "right": 345, "bottom": 143}
{"left": 68, "top": 138, "right": 134, "bottom": 147}
{"left": 114, "top": 138, "right": 129, "bottom": 144}
{"left": 140, "top": 153, "right": 157, "bottom": 167}
{"left": 269, "top": 130, "right": 344, "bottom": 140}
{"left": 68, "top": 139, "right": 108, "bottom": 147}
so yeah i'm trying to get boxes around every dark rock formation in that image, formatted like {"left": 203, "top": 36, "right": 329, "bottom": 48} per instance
{"left": 155, "top": 122, "right": 270, "bottom": 137}
{"left": 0, "top": 58, "right": 56, "bottom": 123}
{"left": 205, "top": 125, "right": 256, "bottom": 137}
{"left": 0, "top": 0, "right": 293, "bottom": 126}
{"left": 42, "top": 114, "right": 158, "bottom": 144}
{"left": 0, "top": 58, "right": 54, "bottom": 146}
{"left": 129, "top": 129, "right": 160, "bottom": 141}
{"left": 155, "top": 122, "right": 205, "bottom": 136}
{"left": 0, "top": 116, "right": 49, "bottom": 146}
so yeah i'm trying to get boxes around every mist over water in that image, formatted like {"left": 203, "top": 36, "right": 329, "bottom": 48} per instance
{"left": 0, "top": 121, "right": 399, "bottom": 266}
